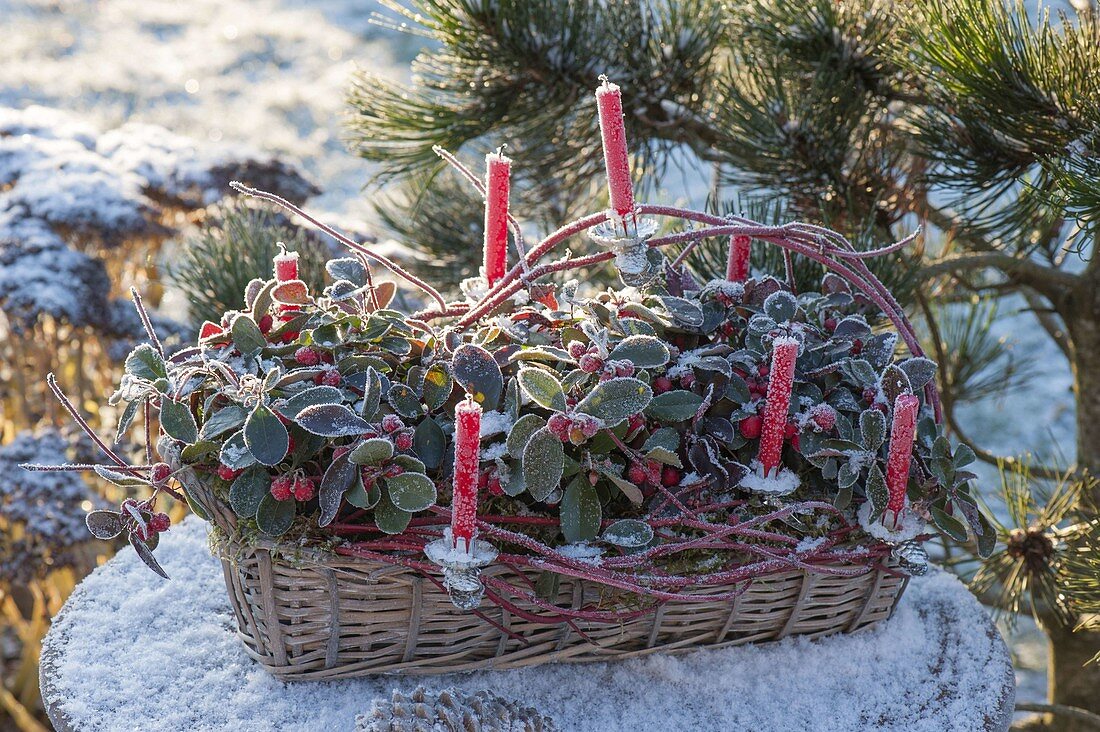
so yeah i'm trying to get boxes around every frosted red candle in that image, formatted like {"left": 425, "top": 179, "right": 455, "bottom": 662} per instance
{"left": 885, "top": 394, "right": 920, "bottom": 517}
{"left": 726, "top": 235, "right": 751, "bottom": 282}
{"left": 759, "top": 336, "right": 799, "bottom": 476}
{"left": 595, "top": 78, "right": 635, "bottom": 219}
{"left": 451, "top": 397, "right": 482, "bottom": 552}
{"left": 483, "top": 151, "right": 511, "bottom": 286}
{"left": 273, "top": 249, "right": 299, "bottom": 282}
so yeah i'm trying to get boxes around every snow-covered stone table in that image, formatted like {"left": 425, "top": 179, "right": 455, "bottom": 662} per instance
{"left": 41, "top": 517, "right": 1015, "bottom": 732}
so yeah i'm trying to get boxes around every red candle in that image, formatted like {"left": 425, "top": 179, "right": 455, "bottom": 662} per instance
{"left": 451, "top": 397, "right": 482, "bottom": 552}
{"left": 726, "top": 235, "right": 751, "bottom": 282}
{"left": 885, "top": 393, "right": 920, "bottom": 521}
{"left": 595, "top": 77, "right": 635, "bottom": 221}
{"left": 273, "top": 249, "right": 299, "bottom": 282}
{"left": 483, "top": 150, "right": 511, "bottom": 287}
{"left": 759, "top": 336, "right": 799, "bottom": 476}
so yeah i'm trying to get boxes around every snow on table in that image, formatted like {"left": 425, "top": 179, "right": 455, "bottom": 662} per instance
{"left": 41, "top": 517, "right": 1014, "bottom": 732}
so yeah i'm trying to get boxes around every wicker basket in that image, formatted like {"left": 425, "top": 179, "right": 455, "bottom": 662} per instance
{"left": 172, "top": 449, "right": 908, "bottom": 681}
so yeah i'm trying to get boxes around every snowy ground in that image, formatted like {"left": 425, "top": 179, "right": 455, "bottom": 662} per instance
{"left": 1, "top": 0, "right": 1078, "bottom": 719}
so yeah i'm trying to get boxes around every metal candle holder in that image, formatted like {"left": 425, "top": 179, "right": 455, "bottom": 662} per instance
{"left": 589, "top": 213, "right": 660, "bottom": 287}
{"left": 424, "top": 528, "right": 500, "bottom": 610}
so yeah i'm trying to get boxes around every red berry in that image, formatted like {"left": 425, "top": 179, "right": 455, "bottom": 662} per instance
{"left": 314, "top": 368, "right": 341, "bottom": 386}
{"left": 292, "top": 476, "right": 317, "bottom": 502}
{"left": 217, "top": 464, "right": 241, "bottom": 482}
{"left": 784, "top": 421, "right": 800, "bottom": 440}
{"left": 661, "top": 466, "right": 681, "bottom": 487}
{"left": 382, "top": 414, "right": 404, "bottom": 434}
{"left": 739, "top": 415, "right": 763, "bottom": 439}
{"left": 653, "top": 376, "right": 673, "bottom": 394}
{"left": 294, "top": 347, "right": 321, "bottom": 366}
{"left": 121, "top": 498, "right": 140, "bottom": 514}
{"left": 680, "top": 373, "right": 696, "bottom": 388}
{"left": 270, "top": 475, "right": 294, "bottom": 501}
{"left": 850, "top": 338, "right": 863, "bottom": 355}
{"left": 384, "top": 464, "right": 405, "bottom": 478}
{"left": 567, "top": 341, "right": 587, "bottom": 359}
{"left": 547, "top": 413, "right": 571, "bottom": 441}
{"left": 478, "top": 471, "right": 490, "bottom": 489}
{"left": 627, "top": 413, "right": 645, "bottom": 435}
{"left": 578, "top": 353, "right": 602, "bottom": 373}
{"left": 613, "top": 361, "right": 634, "bottom": 378}
{"left": 134, "top": 524, "right": 154, "bottom": 542}
{"left": 394, "top": 431, "right": 414, "bottom": 451}
{"left": 757, "top": 364, "right": 770, "bottom": 377}
{"left": 863, "top": 387, "right": 878, "bottom": 404}
{"left": 280, "top": 330, "right": 301, "bottom": 344}
{"left": 150, "top": 462, "right": 171, "bottom": 486}
{"left": 579, "top": 415, "right": 600, "bottom": 438}
{"left": 646, "top": 460, "right": 663, "bottom": 485}
{"left": 810, "top": 404, "right": 837, "bottom": 431}
{"left": 150, "top": 512, "right": 171, "bottom": 532}
{"left": 627, "top": 463, "right": 648, "bottom": 485}
{"left": 333, "top": 446, "right": 351, "bottom": 461}
{"left": 258, "top": 314, "right": 274, "bottom": 334}
{"left": 488, "top": 477, "right": 504, "bottom": 496}
{"left": 824, "top": 317, "right": 837, "bottom": 332}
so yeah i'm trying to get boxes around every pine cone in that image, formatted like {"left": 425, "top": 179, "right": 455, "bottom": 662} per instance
{"left": 892, "top": 539, "right": 930, "bottom": 576}
{"left": 356, "top": 687, "right": 559, "bottom": 732}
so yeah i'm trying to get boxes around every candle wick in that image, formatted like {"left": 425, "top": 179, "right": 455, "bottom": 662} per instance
{"left": 495, "top": 143, "right": 506, "bottom": 156}
{"left": 598, "top": 73, "right": 609, "bottom": 84}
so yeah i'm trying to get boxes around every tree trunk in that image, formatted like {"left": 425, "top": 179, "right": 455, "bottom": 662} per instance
{"left": 1042, "top": 302, "right": 1100, "bottom": 729}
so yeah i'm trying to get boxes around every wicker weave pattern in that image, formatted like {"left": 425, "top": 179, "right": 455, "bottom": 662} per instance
{"left": 175, "top": 454, "right": 907, "bottom": 681}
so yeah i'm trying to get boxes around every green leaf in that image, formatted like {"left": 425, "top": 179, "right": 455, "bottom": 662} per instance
{"left": 517, "top": 368, "right": 567, "bottom": 410}
{"left": 421, "top": 363, "right": 452, "bottom": 411}
{"left": 576, "top": 377, "right": 652, "bottom": 427}
{"left": 643, "top": 427, "right": 680, "bottom": 454}
{"left": 932, "top": 506, "right": 969, "bottom": 542}
{"left": 385, "top": 472, "right": 437, "bottom": 512}
{"left": 219, "top": 430, "right": 257, "bottom": 470}
{"left": 646, "top": 446, "right": 682, "bottom": 468}
{"left": 953, "top": 444, "right": 977, "bottom": 468}
{"left": 280, "top": 386, "right": 343, "bottom": 420}
{"left": 231, "top": 314, "right": 267, "bottom": 354}
{"left": 452, "top": 343, "right": 503, "bottom": 409}
{"left": 86, "top": 510, "right": 123, "bottom": 539}
{"left": 899, "top": 357, "right": 937, "bottom": 391}
{"left": 345, "top": 471, "right": 381, "bottom": 509}
{"left": 250, "top": 279, "right": 276, "bottom": 323}
{"left": 129, "top": 532, "right": 169, "bottom": 578}
{"left": 318, "top": 452, "right": 357, "bottom": 526}
{"left": 646, "top": 390, "right": 703, "bottom": 422}
{"left": 200, "top": 404, "right": 248, "bottom": 440}
{"left": 115, "top": 399, "right": 141, "bottom": 443}
{"left": 413, "top": 417, "right": 446, "bottom": 470}
{"left": 361, "top": 366, "right": 383, "bottom": 419}
{"left": 387, "top": 383, "right": 426, "bottom": 419}
{"left": 658, "top": 296, "right": 704, "bottom": 328}
{"left": 507, "top": 414, "right": 546, "bottom": 458}
{"left": 879, "top": 364, "right": 911, "bottom": 407}
{"left": 256, "top": 493, "right": 296, "bottom": 536}
{"left": 160, "top": 399, "right": 198, "bottom": 443}
{"left": 608, "top": 335, "right": 670, "bottom": 368}
{"left": 859, "top": 409, "right": 887, "bottom": 451}
{"left": 865, "top": 464, "right": 888, "bottom": 522}
{"left": 975, "top": 512, "right": 997, "bottom": 558}
{"left": 349, "top": 437, "right": 394, "bottom": 466}
{"left": 838, "top": 460, "right": 860, "bottom": 489}
{"left": 602, "top": 519, "right": 653, "bottom": 548}
{"left": 374, "top": 492, "right": 412, "bottom": 534}
{"left": 229, "top": 467, "right": 271, "bottom": 519}
{"left": 560, "top": 478, "right": 601, "bottom": 543}
{"left": 295, "top": 403, "right": 372, "bottom": 436}
{"left": 125, "top": 344, "right": 166, "bottom": 381}
{"left": 523, "top": 427, "right": 564, "bottom": 501}
{"left": 763, "top": 291, "right": 798, "bottom": 322}
{"left": 244, "top": 404, "right": 289, "bottom": 466}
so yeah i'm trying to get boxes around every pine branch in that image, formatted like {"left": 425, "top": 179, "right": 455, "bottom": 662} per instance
{"left": 1022, "top": 288, "right": 1074, "bottom": 361}
{"left": 921, "top": 251, "right": 1079, "bottom": 294}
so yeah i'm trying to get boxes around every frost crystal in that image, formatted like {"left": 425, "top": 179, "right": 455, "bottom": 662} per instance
{"left": 739, "top": 460, "right": 801, "bottom": 496}
{"left": 857, "top": 501, "right": 926, "bottom": 543}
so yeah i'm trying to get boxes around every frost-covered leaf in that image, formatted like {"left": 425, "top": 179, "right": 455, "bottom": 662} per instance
{"left": 160, "top": 399, "right": 198, "bottom": 443}
{"left": 385, "top": 472, "right": 436, "bottom": 512}
{"left": 523, "top": 427, "right": 564, "bottom": 501}
{"left": 125, "top": 344, "right": 166, "bottom": 381}
{"left": 250, "top": 279, "right": 276, "bottom": 323}
{"left": 608, "top": 335, "right": 670, "bottom": 368}
{"left": 602, "top": 519, "right": 653, "bottom": 548}
{"left": 388, "top": 383, "right": 425, "bottom": 419}
{"left": 862, "top": 333, "right": 898, "bottom": 370}
{"left": 93, "top": 464, "right": 147, "bottom": 487}
{"left": 953, "top": 444, "right": 977, "bottom": 468}
{"left": 560, "top": 478, "right": 601, "bottom": 543}
{"left": 256, "top": 493, "right": 296, "bottom": 536}
{"left": 646, "top": 390, "right": 703, "bottom": 422}
{"left": 271, "top": 279, "right": 310, "bottom": 305}
{"left": 244, "top": 404, "right": 289, "bottom": 466}
{"left": 231, "top": 314, "right": 266, "bottom": 354}
{"left": 932, "top": 506, "right": 968, "bottom": 542}
{"left": 295, "top": 403, "right": 372, "bottom": 437}
{"left": 865, "top": 464, "right": 888, "bottom": 522}
{"left": 349, "top": 437, "right": 393, "bottom": 466}
{"left": 841, "top": 359, "right": 878, "bottom": 386}
{"left": 643, "top": 427, "right": 680, "bottom": 454}
{"left": 86, "top": 510, "right": 123, "bottom": 540}
{"left": 838, "top": 460, "right": 860, "bottom": 489}
{"left": 346, "top": 471, "right": 381, "bottom": 509}
{"left": 200, "top": 404, "right": 248, "bottom": 440}
{"left": 279, "top": 386, "right": 343, "bottom": 420}
{"left": 833, "top": 315, "right": 871, "bottom": 339}
{"left": 115, "top": 399, "right": 141, "bottom": 443}
{"left": 646, "top": 446, "right": 681, "bottom": 468}
{"left": 575, "top": 377, "right": 652, "bottom": 427}
{"left": 452, "top": 343, "right": 503, "bottom": 409}
{"left": 229, "top": 467, "right": 271, "bottom": 519}
{"left": 318, "top": 451, "right": 357, "bottom": 526}
{"left": 899, "top": 357, "right": 937, "bottom": 391}
{"left": 129, "top": 532, "right": 169, "bottom": 579}
{"left": 975, "top": 512, "right": 997, "bottom": 558}
{"left": 374, "top": 492, "right": 412, "bottom": 534}
{"left": 361, "top": 366, "right": 383, "bottom": 419}
{"left": 507, "top": 414, "right": 546, "bottom": 458}
{"left": 879, "top": 364, "right": 911, "bottom": 406}
{"left": 413, "top": 417, "right": 446, "bottom": 470}
{"left": 659, "top": 296, "right": 704, "bottom": 328}
{"left": 517, "top": 368, "right": 566, "bottom": 411}
{"left": 421, "top": 363, "right": 452, "bottom": 411}
{"left": 218, "top": 430, "right": 256, "bottom": 470}
{"left": 763, "top": 291, "right": 798, "bottom": 322}
{"left": 860, "top": 410, "right": 887, "bottom": 451}
{"left": 326, "top": 257, "right": 368, "bottom": 286}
